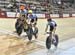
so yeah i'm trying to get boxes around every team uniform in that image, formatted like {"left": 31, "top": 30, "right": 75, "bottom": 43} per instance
{"left": 18, "top": 9, "right": 28, "bottom": 18}
{"left": 16, "top": 5, "right": 28, "bottom": 18}
{"left": 19, "top": 9, "right": 28, "bottom": 14}
{"left": 46, "top": 19, "right": 57, "bottom": 32}
{"left": 15, "top": 5, "right": 29, "bottom": 34}
{"left": 28, "top": 14, "right": 37, "bottom": 23}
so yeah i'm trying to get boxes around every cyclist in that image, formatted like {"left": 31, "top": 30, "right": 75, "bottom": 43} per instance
{"left": 45, "top": 17, "right": 57, "bottom": 35}
{"left": 15, "top": 5, "right": 28, "bottom": 35}
{"left": 45, "top": 17, "right": 58, "bottom": 50}
{"left": 17, "top": 6, "right": 28, "bottom": 34}
{"left": 28, "top": 9, "right": 38, "bottom": 27}
{"left": 27, "top": 9, "right": 38, "bottom": 40}
{"left": 15, "top": 4, "right": 28, "bottom": 18}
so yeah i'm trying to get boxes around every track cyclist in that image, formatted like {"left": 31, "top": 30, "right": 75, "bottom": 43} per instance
{"left": 27, "top": 9, "right": 38, "bottom": 39}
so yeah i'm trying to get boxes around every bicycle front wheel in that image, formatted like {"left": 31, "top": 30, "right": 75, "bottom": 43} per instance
{"left": 46, "top": 36, "right": 51, "bottom": 50}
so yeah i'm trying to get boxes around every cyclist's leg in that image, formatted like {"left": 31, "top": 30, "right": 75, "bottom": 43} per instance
{"left": 50, "top": 25, "right": 54, "bottom": 35}
{"left": 49, "top": 25, "right": 55, "bottom": 44}
{"left": 30, "top": 19, "right": 38, "bottom": 39}
{"left": 50, "top": 26, "right": 58, "bottom": 46}
{"left": 53, "top": 27, "right": 56, "bottom": 34}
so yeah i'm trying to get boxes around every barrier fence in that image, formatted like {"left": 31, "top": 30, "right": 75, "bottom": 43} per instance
{"left": 0, "top": 12, "right": 75, "bottom": 18}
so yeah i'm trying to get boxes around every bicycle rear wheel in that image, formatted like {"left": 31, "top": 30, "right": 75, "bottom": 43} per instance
{"left": 33, "top": 27, "right": 38, "bottom": 39}
{"left": 53, "top": 34, "right": 59, "bottom": 47}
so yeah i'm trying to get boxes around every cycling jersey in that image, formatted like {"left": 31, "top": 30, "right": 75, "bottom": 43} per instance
{"left": 28, "top": 14, "right": 37, "bottom": 19}
{"left": 19, "top": 9, "right": 28, "bottom": 15}
{"left": 47, "top": 20, "right": 57, "bottom": 27}
{"left": 28, "top": 14, "right": 37, "bottom": 23}
{"left": 47, "top": 20, "right": 57, "bottom": 31}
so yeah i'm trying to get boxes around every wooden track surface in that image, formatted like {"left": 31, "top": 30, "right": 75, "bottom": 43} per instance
{"left": 0, "top": 18, "right": 75, "bottom": 55}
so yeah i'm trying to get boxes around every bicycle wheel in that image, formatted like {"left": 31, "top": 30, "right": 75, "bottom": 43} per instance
{"left": 33, "top": 27, "right": 38, "bottom": 34}
{"left": 46, "top": 36, "right": 51, "bottom": 49}
{"left": 27, "top": 28, "right": 33, "bottom": 41}
{"left": 17, "top": 26, "right": 23, "bottom": 36}
{"left": 15, "top": 21, "right": 18, "bottom": 30}
{"left": 33, "top": 27, "right": 38, "bottom": 39}
{"left": 15, "top": 22, "right": 22, "bottom": 35}
{"left": 53, "top": 34, "right": 59, "bottom": 47}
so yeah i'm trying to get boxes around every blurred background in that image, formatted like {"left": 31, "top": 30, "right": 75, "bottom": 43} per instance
{"left": 0, "top": 0, "right": 75, "bottom": 14}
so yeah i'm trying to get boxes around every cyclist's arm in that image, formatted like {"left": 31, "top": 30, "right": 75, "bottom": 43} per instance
{"left": 53, "top": 20, "right": 57, "bottom": 27}
{"left": 55, "top": 23, "right": 57, "bottom": 27}
{"left": 35, "top": 16, "right": 38, "bottom": 21}
{"left": 33, "top": 15, "right": 37, "bottom": 23}
{"left": 45, "top": 24, "right": 48, "bottom": 32}
{"left": 33, "top": 18, "right": 36, "bottom": 21}
{"left": 27, "top": 15, "right": 31, "bottom": 24}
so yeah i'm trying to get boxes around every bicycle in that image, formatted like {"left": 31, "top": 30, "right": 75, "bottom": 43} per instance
{"left": 46, "top": 32, "right": 59, "bottom": 50}
{"left": 27, "top": 22, "right": 38, "bottom": 40}
{"left": 15, "top": 16, "right": 38, "bottom": 41}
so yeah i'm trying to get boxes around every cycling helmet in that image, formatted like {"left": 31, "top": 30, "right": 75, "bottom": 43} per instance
{"left": 28, "top": 10, "right": 33, "bottom": 14}
{"left": 47, "top": 18, "right": 52, "bottom": 21}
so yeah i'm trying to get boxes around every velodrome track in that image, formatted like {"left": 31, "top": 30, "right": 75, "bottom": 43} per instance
{"left": 0, "top": 18, "right": 75, "bottom": 55}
